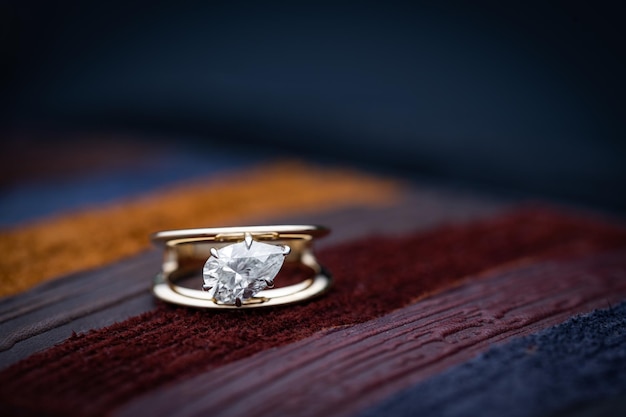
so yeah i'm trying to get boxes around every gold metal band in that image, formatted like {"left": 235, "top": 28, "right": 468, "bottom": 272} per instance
{"left": 151, "top": 225, "right": 331, "bottom": 309}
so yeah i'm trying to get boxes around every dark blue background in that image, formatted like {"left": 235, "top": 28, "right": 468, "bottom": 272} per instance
{"left": 3, "top": 1, "right": 625, "bottom": 211}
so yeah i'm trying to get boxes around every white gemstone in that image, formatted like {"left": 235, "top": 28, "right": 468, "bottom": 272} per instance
{"left": 202, "top": 240, "right": 286, "bottom": 304}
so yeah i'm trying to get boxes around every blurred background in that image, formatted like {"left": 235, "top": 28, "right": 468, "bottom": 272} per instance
{"left": 2, "top": 0, "right": 625, "bottom": 217}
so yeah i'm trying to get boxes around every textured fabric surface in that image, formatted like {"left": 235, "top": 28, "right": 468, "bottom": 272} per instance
{"left": 0, "top": 187, "right": 502, "bottom": 369}
{"left": 2, "top": 137, "right": 626, "bottom": 417}
{"left": 0, "top": 161, "right": 399, "bottom": 297}
{"left": 116, "top": 248, "right": 626, "bottom": 417}
{"left": 0, "top": 208, "right": 625, "bottom": 416}
{"left": 359, "top": 301, "right": 626, "bottom": 417}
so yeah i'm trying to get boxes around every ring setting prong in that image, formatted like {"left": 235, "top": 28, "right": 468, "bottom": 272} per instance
{"left": 244, "top": 233, "right": 253, "bottom": 249}
{"left": 210, "top": 247, "right": 219, "bottom": 258}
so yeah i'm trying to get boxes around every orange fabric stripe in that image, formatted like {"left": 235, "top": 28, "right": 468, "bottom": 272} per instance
{"left": 0, "top": 161, "right": 401, "bottom": 297}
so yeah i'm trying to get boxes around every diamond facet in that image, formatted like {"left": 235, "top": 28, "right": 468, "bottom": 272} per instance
{"left": 202, "top": 240, "right": 286, "bottom": 304}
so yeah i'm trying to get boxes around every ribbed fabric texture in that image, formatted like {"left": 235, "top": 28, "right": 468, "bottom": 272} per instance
{"left": 359, "top": 301, "right": 626, "bottom": 417}
{"left": 114, "top": 248, "right": 626, "bottom": 417}
{"left": 0, "top": 161, "right": 399, "bottom": 297}
{"left": 0, "top": 208, "right": 624, "bottom": 416}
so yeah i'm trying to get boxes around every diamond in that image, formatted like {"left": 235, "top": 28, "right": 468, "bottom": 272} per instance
{"left": 202, "top": 239, "right": 286, "bottom": 305}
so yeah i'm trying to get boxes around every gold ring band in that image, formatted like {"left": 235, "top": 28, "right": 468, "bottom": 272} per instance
{"left": 151, "top": 225, "right": 331, "bottom": 309}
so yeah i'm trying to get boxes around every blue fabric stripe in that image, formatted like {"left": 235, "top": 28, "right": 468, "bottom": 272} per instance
{"left": 0, "top": 149, "right": 259, "bottom": 228}
{"left": 359, "top": 301, "right": 626, "bottom": 417}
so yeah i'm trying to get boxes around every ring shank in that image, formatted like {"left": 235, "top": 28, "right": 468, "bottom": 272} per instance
{"left": 152, "top": 225, "right": 330, "bottom": 245}
{"left": 153, "top": 271, "right": 331, "bottom": 309}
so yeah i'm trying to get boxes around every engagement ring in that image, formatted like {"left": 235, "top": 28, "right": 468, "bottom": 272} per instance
{"left": 151, "top": 225, "right": 331, "bottom": 309}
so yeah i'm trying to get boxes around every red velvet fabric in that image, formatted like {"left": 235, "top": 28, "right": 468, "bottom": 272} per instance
{"left": 1, "top": 208, "right": 625, "bottom": 416}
